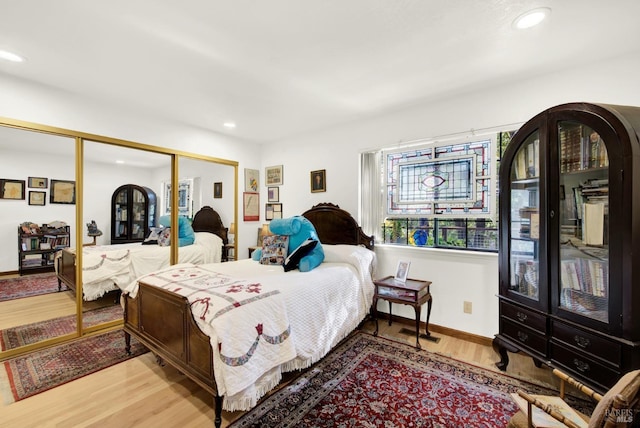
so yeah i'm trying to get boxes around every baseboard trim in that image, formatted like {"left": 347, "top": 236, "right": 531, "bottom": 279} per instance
{"left": 373, "top": 310, "right": 493, "bottom": 347}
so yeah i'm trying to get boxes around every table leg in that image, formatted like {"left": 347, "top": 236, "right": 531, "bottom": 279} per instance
{"left": 388, "top": 301, "right": 392, "bottom": 326}
{"left": 373, "top": 297, "right": 379, "bottom": 336}
{"left": 414, "top": 305, "right": 422, "bottom": 349}
{"left": 425, "top": 295, "right": 432, "bottom": 337}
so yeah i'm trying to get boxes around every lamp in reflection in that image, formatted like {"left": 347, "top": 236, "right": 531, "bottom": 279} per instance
{"left": 229, "top": 222, "right": 235, "bottom": 244}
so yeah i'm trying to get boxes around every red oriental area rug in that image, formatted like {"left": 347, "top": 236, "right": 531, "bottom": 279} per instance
{"left": 0, "top": 273, "right": 61, "bottom": 302}
{"left": 0, "top": 304, "right": 123, "bottom": 351}
{"left": 0, "top": 329, "right": 147, "bottom": 404}
{"left": 231, "top": 331, "right": 594, "bottom": 427}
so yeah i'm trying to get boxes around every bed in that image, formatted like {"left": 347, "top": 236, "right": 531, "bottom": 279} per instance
{"left": 56, "top": 206, "right": 228, "bottom": 301}
{"left": 122, "top": 203, "right": 375, "bottom": 427}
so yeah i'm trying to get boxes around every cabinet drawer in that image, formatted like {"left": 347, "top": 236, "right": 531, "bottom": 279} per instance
{"left": 551, "top": 320, "right": 622, "bottom": 367}
{"left": 501, "top": 318, "right": 547, "bottom": 358}
{"left": 500, "top": 302, "right": 547, "bottom": 334}
{"left": 550, "top": 343, "right": 620, "bottom": 391}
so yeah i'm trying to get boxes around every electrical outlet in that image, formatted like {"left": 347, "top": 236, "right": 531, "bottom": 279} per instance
{"left": 463, "top": 301, "right": 472, "bottom": 314}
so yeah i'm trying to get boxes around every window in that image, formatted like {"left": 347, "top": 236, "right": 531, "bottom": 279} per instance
{"left": 364, "top": 129, "right": 516, "bottom": 252}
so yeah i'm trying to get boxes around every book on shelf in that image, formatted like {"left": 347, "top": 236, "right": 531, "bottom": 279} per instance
{"left": 511, "top": 393, "right": 587, "bottom": 428}
{"left": 582, "top": 202, "right": 605, "bottom": 246}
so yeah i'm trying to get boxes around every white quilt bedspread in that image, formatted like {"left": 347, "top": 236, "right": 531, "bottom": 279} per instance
{"left": 67, "top": 231, "right": 222, "bottom": 300}
{"left": 127, "top": 244, "right": 376, "bottom": 411}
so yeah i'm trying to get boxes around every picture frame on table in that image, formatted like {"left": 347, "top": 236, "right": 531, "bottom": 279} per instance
{"left": 50, "top": 179, "right": 76, "bottom": 204}
{"left": 0, "top": 179, "right": 25, "bottom": 200}
{"left": 395, "top": 260, "right": 411, "bottom": 283}
{"left": 267, "top": 186, "right": 279, "bottom": 202}
{"left": 265, "top": 203, "right": 283, "bottom": 221}
{"left": 265, "top": 165, "right": 283, "bottom": 186}
{"left": 28, "top": 177, "right": 48, "bottom": 189}
{"left": 29, "top": 191, "right": 46, "bottom": 206}
{"left": 244, "top": 168, "right": 259, "bottom": 191}
{"left": 311, "top": 169, "right": 326, "bottom": 193}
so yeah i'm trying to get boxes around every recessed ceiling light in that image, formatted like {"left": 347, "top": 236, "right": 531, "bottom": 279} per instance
{"left": 0, "top": 50, "right": 25, "bottom": 62}
{"left": 116, "top": 160, "right": 125, "bottom": 164}
{"left": 513, "top": 7, "right": 551, "bottom": 30}
{"left": 223, "top": 122, "right": 236, "bottom": 129}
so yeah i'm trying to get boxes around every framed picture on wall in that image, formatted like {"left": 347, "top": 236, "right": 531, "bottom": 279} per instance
{"left": 50, "top": 179, "right": 76, "bottom": 204}
{"left": 244, "top": 168, "right": 259, "bottom": 191}
{"left": 0, "top": 179, "right": 25, "bottom": 200}
{"left": 243, "top": 192, "right": 260, "bottom": 221}
{"left": 268, "top": 186, "right": 279, "bottom": 202}
{"left": 29, "top": 191, "right": 46, "bottom": 206}
{"left": 265, "top": 165, "right": 283, "bottom": 186}
{"left": 265, "top": 203, "right": 282, "bottom": 220}
{"left": 28, "top": 177, "right": 48, "bottom": 189}
{"left": 213, "top": 182, "right": 223, "bottom": 198}
{"left": 310, "top": 169, "right": 326, "bottom": 193}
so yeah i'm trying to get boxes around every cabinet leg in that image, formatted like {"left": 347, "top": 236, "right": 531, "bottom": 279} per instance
{"left": 492, "top": 336, "right": 511, "bottom": 371}
{"left": 124, "top": 331, "right": 131, "bottom": 355}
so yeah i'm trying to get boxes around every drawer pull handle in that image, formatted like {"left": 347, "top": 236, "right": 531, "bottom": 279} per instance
{"left": 517, "top": 331, "right": 528, "bottom": 342}
{"left": 573, "top": 358, "right": 590, "bottom": 373}
{"left": 574, "top": 335, "right": 590, "bottom": 349}
{"left": 516, "top": 312, "right": 528, "bottom": 322}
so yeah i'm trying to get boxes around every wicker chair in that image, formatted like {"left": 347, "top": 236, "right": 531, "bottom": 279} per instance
{"left": 508, "top": 368, "right": 640, "bottom": 428}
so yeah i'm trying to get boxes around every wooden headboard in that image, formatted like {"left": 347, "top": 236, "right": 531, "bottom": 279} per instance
{"left": 302, "top": 203, "right": 374, "bottom": 250}
{"left": 191, "top": 206, "right": 228, "bottom": 245}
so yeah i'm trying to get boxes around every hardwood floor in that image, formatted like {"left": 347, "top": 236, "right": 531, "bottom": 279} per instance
{"left": 0, "top": 313, "right": 563, "bottom": 428}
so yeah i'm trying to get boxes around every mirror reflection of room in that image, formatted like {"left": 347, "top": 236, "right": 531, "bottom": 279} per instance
{"left": 0, "top": 126, "right": 77, "bottom": 354}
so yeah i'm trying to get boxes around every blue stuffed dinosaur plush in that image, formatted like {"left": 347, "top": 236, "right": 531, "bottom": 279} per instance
{"left": 253, "top": 216, "right": 324, "bottom": 272}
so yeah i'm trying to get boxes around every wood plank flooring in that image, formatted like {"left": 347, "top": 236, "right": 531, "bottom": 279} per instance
{"left": 0, "top": 312, "right": 563, "bottom": 428}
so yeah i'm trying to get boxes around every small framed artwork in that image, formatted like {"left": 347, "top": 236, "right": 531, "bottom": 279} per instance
{"left": 311, "top": 169, "right": 326, "bottom": 193}
{"left": 29, "top": 191, "right": 46, "bottom": 206}
{"left": 28, "top": 177, "right": 48, "bottom": 189}
{"left": 50, "top": 179, "right": 76, "bottom": 204}
{"left": 268, "top": 186, "right": 279, "bottom": 202}
{"left": 395, "top": 260, "right": 411, "bottom": 283}
{"left": 0, "top": 179, "right": 25, "bottom": 200}
{"left": 213, "top": 182, "right": 223, "bottom": 198}
{"left": 244, "top": 168, "right": 259, "bottom": 191}
{"left": 243, "top": 192, "right": 260, "bottom": 221}
{"left": 265, "top": 203, "right": 283, "bottom": 220}
{"left": 265, "top": 165, "right": 283, "bottom": 186}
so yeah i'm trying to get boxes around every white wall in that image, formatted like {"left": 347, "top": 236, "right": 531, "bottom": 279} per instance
{"left": 2, "top": 52, "right": 639, "bottom": 337}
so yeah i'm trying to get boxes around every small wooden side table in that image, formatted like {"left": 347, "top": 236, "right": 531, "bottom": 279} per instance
{"left": 373, "top": 275, "right": 432, "bottom": 349}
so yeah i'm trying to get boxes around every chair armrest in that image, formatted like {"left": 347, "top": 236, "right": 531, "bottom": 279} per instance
{"left": 553, "top": 368, "right": 603, "bottom": 402}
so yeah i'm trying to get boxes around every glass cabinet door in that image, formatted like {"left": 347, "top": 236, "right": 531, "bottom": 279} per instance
{"left": 131, "top": 188, "right": 147, "bottom": 240}
{"left": 114, "top": 187, "right": 128, "bottom": 239}
{"left": 557, "top": 121, "right": 609, "bottom": 323}
{"left": 508, "top": 131, "right": 540, "bottom": 301}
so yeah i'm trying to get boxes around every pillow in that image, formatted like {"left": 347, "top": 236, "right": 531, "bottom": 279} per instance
{"left": 157, "top": 227, "right": 171, "bottom": 247}
{"left": 260, "top": 235, "right": 289, "bottom": 266}
{"left": 141, "top": 227, "right": 162, "bottom": 245}
{"left": 252, "top": 248, "right": 262, "bottom": 261}
{"left": 158, "top": 215, "right": 195, "bottom": 247}
{"left": 284, "top": 239, "right": 318, "bottom": 272}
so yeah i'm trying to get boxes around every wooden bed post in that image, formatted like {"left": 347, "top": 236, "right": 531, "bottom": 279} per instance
{"left": 214, "top": 395, "right": 222, "bottom": 428}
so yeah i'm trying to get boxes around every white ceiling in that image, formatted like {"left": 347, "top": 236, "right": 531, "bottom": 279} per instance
{"left": 1, "top": 1, "right": 640, "bottom": 144}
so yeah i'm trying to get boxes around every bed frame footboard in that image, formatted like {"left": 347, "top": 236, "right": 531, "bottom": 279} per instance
{"left": 56, "top": 249, "right": 77, "bottom": 293}
{"left": 123, "top": 282, "right": 222, "bottom": 427}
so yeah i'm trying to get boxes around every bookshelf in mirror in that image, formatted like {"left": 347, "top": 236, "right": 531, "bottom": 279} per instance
{"left": 494, "top": 102, "right": 640, "bottom": 394}
{"left": 18, "top": 223, "right": 70, "bottom": 275}
{"left": 111, "top": 184, "right": 157, "bottom": 244}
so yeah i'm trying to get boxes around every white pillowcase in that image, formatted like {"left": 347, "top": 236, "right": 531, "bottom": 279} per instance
{"left": 193, "top": 231, "right": 223, "bottom": 248}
